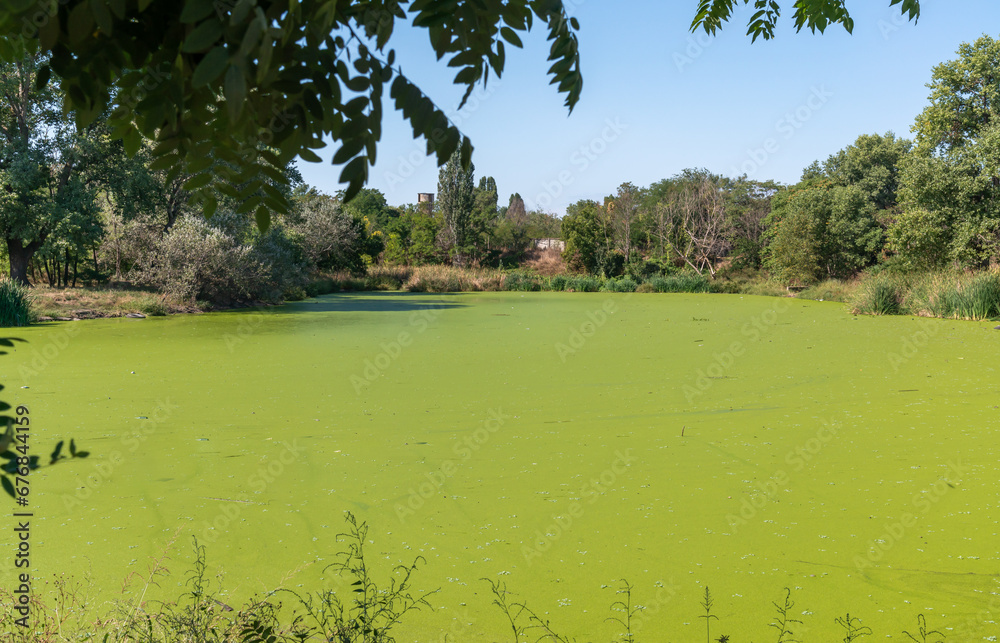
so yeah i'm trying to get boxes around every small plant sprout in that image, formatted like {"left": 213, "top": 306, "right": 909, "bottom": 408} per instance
{"left": 700, "top": 586, "right": 720, "bottom": 643}
{"left": 606, "top": 579, "right": 643, "bottom": 642}
{"left": 483, "top": 578, "right": 527, "bottom": 643}
{"left": 903, "top": 613, "right": 945, "bottom": 642}
{"left": 835, "top": 613, "right": 873, "bottom": 642}
{"left": 769, "top": 588, "right": 803, "bottom": 643}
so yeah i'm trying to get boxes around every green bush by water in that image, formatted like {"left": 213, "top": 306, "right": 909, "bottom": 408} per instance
{"left": 647, "top": 273, "right": 711, "bottom": 293}
{"left": 0, "top": 278, "right": 32, "bottom": 326}
{"left": 852, "top": 273, "right": 904, "bottom": 315}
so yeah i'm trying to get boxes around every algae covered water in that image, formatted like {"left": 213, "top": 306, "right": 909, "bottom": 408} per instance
{"left": 1, "top": 292, "right": 997, "bottom": 640}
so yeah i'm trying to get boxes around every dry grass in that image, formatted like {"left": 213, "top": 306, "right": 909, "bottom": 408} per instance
{"left": 28, "top": 283, "right": 199, "bottom": 319}
{"left": 522, "top": 248, "right": 566, "bottom": 276}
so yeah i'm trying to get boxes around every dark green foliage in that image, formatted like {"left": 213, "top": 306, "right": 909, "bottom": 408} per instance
{"left": 691, "top": 0, "right": 919, "bottom": 42}
{"left": 600, "top": 276, "right": 638, "bottom": 293}
{"left": 0, "top": 278, "right": 32, "bottom": 326}
{"left": 647, "top": 274, "right": 711, "bottom": 293}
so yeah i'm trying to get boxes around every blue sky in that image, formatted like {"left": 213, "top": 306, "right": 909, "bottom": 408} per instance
{"left": 296, "top": 1, "right": 1000, "bottom": 215}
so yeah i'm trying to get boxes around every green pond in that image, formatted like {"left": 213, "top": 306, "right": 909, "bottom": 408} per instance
{"left": 2, "top": 292, "right": 998, "bottom": 641}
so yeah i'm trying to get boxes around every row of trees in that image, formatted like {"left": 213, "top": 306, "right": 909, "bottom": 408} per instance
{"left": 0, "top": 48, "right": 560, "bottom": 293}
{"left": 563, "top": 35, "right": 1000, "bottom": 284}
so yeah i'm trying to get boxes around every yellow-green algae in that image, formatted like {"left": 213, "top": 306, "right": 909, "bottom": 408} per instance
{"left": 1, "top": 292, "right": 997, "bottom": 641}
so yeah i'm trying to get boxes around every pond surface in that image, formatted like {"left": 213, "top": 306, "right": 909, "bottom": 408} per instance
{"left": 2, "top": 292, "right": 998, "bottom": 640}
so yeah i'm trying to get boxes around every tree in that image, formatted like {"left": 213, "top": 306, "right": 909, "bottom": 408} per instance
{"left": 608, "top": 182, "right": 642, "bottom": 258}
{"left": 895, "top": 36, "right": 1000, "bottom": 268}
{"left": 561, "top": 199, "right": 606, "bottom": 274}
{"left": 471, "top": 176, "right": 499, "bottom": 256}
{"left": 691, "top": 0, "right": 919, "bottom": 42}
{"left": 0, "top": 49, "right": 120, "bottom": 284}
{"left": 0, "top": 0, "right": 582, "bottom": 228}
{"left": 436, "top": 149, "right": 475, "bottom": 265}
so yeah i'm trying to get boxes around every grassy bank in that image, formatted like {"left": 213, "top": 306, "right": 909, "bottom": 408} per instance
{"left": 14, "top": 267, "right": 1000, "bottom": 325}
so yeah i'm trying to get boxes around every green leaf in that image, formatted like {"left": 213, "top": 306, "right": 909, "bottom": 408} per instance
{"left": 34, "top": 64, "right": 51, "bottom": 90}
{"left": 91, "top": 0, "right": 114, "bottom": 34}
{"left": 122, "top": 127, "right": 143, "bottom": 157}
{"left": 180, "top": 0, "right": 217, "bottom": 23}
{"left": 192, "top": 46, "right": 229, "bottom": 87}
{"left": 51, "top": 440, "right": 64, "bottom": 462}
{"left": 500, "top": 27, "right": 523, "bottom": 48}
{"left": 299, "top": 148, "right": 322, "bottom": 163}
{"left": 1, "top": 476, "right": 14, "bottom": 499}
{"left": 254, "top": 205, "right": 271, "bottom": 232}
{"left": 224, "top": 66, "right": 246, "bottom": 115}
{"left": 183, "top": 173, "right": 214, "bottom": 190}
{"left": 182, "top": 19, "right": 223, "bottom": 52}
{"left": 69, "top": 1, "right": 96, "bottom": 43}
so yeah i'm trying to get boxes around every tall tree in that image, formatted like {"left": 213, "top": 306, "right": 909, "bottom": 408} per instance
{"left": 894, "top": 35, "right": 1000, "bottom": 268}
{"left": 436, "top": 149, "right": 475, "bottom": 265}
{"left": 0, "top": 48, "right": 115, "bottom": 284}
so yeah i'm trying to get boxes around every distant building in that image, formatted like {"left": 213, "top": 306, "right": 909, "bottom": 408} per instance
{"left": 418, "top": 193, "right": 434, "bottom": 213}
{"left": 533, "top": 238, "right": 565, "bottom": 251}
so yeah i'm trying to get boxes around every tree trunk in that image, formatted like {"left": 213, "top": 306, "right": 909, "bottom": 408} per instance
{"left": 7, "top": 238, "right": 42, "bottom": 286}
{"left": 63, "top": 247, "right": 70, "bottom": 287}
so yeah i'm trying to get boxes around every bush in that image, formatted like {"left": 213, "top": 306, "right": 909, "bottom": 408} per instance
{"left": 647, "top": 274, "right": 711, "bottom": 293}
{"left": 953, "top": 272, "right": 1000, "bottom": 320}
{"left": 852, "top": 273, "right": 904, "bottom": 315}
{"left": 503, "top": 271, "right": 542, "bottom": 292}
{"left": 129, "top": 215, "right": 268, "bottom": 304}
{"left": 0, "top": 278, "right": 32, "bottom": 326}
{"left": 600, "top": 276, "right": 637, "bottom": 292}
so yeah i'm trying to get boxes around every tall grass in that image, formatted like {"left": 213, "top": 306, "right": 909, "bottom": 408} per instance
{"left": 852, "top": 273, "right": 905, "bottom": 315}
{"left": 646, "top": 274, "right": 711, "bottom": 293}
{"left": 0, "top": 278, "right": 32, "bottom": 326}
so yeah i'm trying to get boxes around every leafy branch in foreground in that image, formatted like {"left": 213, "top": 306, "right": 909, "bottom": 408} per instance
{"left": 691, "top": 0, "right": 920, "bottom": 42}
{"left": 0, "top": 419, "right": 90, "bottom": 499}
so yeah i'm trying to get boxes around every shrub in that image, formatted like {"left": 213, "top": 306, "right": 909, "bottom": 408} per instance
{"left": 647, "top": 274, "right": 711, "bottom": 293}
{"left": 129, "top": 214, "right": 268, "bottom": 304}
{"left": 0, "top": 278, "right": 32, "bottom": 326}
{"left": 852, "top": 273, "right": 904, "bottom": 315}
{"left": 600, "top": 276, "right": 638, "bottom": 292}
{"left": 953, "top": 272, "right": 1000, "bottom": 320}
{"left": 503, "top": 271, "right": 542, "bottom": 292}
